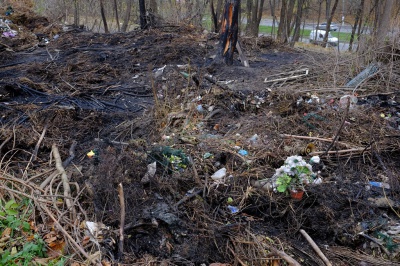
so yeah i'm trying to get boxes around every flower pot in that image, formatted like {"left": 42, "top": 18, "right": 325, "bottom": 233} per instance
{"left": 290, "top": 189, "right": 304, "bottom": 200}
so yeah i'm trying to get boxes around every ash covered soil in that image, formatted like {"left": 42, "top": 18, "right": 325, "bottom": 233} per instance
{"left": 1, "top": 9, "right": 400, "bottom": 266}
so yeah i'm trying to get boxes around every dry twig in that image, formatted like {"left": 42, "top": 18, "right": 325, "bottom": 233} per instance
{"left": 40, "top": 203, "right": 101, "bottom": 265}
{"left": 300, "top": 229, "right": 332, "bottom": 266}
{"left": 118, "top": 183, "right": 125, "bottom": 260}
{"left": 52, "top": 144, "right": 76, "bottom": 221}
{"left": 324, "top": 97, "right": 350, "bottom": 155}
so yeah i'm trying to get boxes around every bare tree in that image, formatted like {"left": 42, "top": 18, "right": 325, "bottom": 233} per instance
{"left": 277, "top": 0, "right": 295, "bottom": 43}
{"left": 73, "top": 0, "right": 80, "bottom": 26}
{"left": 322, "top": 0, "right": 339, "bottom": 47}
{"left": 290, "top": 0, "right": 306, "bottom": 46}
{"left": 269, "top": 0, "right": 277, "bottom": 36}
{"left": 121, "top": 0, "right": 133, "bottom": 32}
{"left": 210, "top": 0, "right": 225, "bottom": 33}
{"left": 326, "top": 0, "right": 331, "bottom": 20}
{"left": 113, "top": 0, "right": 120, "bottom": 32}
{"left": 245, "top": 0, "right": 265, "bottom": 37}
{"left": 375, "top": 0, "right": 394, "bottom": 45}
{"left": 349, "top": 0, "right": 364, "bottom": 51}
{"left": 139, "top": 0, "right": 147, "bottom": 29}
{"left": 99, "top": 0, "right": 109, "bottom": 33}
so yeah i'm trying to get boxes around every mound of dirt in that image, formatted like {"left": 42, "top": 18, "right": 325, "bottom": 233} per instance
{"left": 1, "top": 7, "right": 400, "bottom": 266}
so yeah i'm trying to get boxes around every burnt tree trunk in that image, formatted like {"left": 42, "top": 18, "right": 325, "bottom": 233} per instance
{"left": 99, "top": 0, "right": 109, "bottom": 33}
{"left": 220, "top": 0, "right": 240, "bottom": 65}
{"left": 139, "top": 0, "right": 147, "bottom": 30}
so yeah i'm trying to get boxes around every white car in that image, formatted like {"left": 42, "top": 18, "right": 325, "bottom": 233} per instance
{"left": 317, "top": 22, "right": 339, "bottom": 31}
{"left": 309, "top": 30, "right": 338, "bottom": 46}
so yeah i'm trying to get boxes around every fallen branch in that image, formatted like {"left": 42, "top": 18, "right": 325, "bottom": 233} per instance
{"left": 281, "top": 134, "right": 353, "bottom": 149}
{"left": 62, "top": 140, "right": 77, "bottom": 168}
{"left": 245, "top": 228, "right": 301, "bottom": 266}
{"left": 309, "top": 147, "right": 371, "bottom": 156}
{"left": 300, "top": 229, "right": 332, "bottom": 266}
{"left": 0, "top": 134, "right": 12, "bottom": 152}
{"left": 236, "top": 41, "right": 249, "bottom": 67}
{"left": 117, "top": 183, "right": 125, "bottom": 260}
{"left": 264, "top": 68, "right": 309, "bottom": 84}
{"left": 52, "top": 144, "right": 76, "bottom": 221}
{"left": 23, "top": 124, "right": 49, "bottom": 179}
{"left": 267, "top": 245, "right": 301, "bottom": 266}
{"left": 32, "top": 124, "right": 48, "bottom": 161}
{"left": 204, "top": 74, "right": 230, "bottom": 91}
{"left": 227, "top": 245, "right": 248, "bottom": 266}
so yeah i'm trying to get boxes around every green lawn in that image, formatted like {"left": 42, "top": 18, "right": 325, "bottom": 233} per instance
{"left": 259, "top": 25, "right": 355, "bottom": 42}
{"left": 204, "top": 19, "right": 356, "bottom": 43}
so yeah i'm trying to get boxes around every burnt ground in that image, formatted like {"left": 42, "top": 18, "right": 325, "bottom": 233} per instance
{"left": 1, "top": 8, "right": 400, "bottom": 266}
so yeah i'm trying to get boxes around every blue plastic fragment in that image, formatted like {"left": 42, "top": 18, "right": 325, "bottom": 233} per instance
{"left": 227, "top": 205, "right": 239, "bottom": 214}
{"left": 238, "top": 149, "right": 248, "bottom": 156}
{"left": 369, "top": 181, "right": 390, "bottom": 189}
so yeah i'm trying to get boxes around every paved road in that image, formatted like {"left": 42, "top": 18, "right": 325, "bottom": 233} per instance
{"left": 257, "top": 18, "right": 358, "bottom": 51}
{"left": 259, "top": 18, "right": 353, "bottom": 33}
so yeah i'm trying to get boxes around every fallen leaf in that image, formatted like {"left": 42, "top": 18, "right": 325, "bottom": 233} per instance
{"left": 45, "top": 236, "right": 57, "bottom": 244}
{"left": 1, "top": 228, "right": 11, "bottom": 238}
{"left": 47, "top": 238, "right": 65, "bottom": 257}
{"left": 101, "top": 260, "right": 112, "bottom": 266}
{"left": 82, "top": 235, "right": 90, "bottom": 246}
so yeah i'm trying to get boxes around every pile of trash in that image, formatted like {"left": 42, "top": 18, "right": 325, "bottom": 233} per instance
{"left": 0, "top": 5, "right": 62, "bottom": 50}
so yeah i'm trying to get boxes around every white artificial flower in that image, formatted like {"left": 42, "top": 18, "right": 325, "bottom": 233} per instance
{"left": 310, "top": 156, "right": 320, "bottom": 164}
{"left": 285, "top": 156, "right": 296, "bottom": 165}
{"left": 313, "top": 177, "right": 322, "bottom": 184}
{"left": 298, "top": 160, "right": 307, "bottom": 167}
{"left": 284, "top": 166, "right": 295, "bottom": 176}
{"left": 275, "top": 166, "right": 284, "bottom": 176}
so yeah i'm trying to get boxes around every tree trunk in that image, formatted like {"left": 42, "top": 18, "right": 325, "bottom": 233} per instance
{"left": 349, "top": 0, "right": 364, "bottom": 51}
{"left": 285, "top": 0, "right": 295, "bottom": 37}
{"left": 114, "top": 0, "right": 120, "bottom": 32}
{"left": 277, "top": 0, "right": 288, "bottom": 42}
{"left": 375, "top": 0, "right": 394, "bottom": 46}
{"left": 121, "top": 0, "right": 133, "bottom": 32}
{"left": 269, "top": 0, "right": 276, "bottom": 37}
{"left": 256, "top": 0, "right": 265, "bottom": 32}
{"left": 322, "top": 0, "right": 339, "bottom": 47}
{"left": 245, "top": 0, "right": 265, "bottom": 37}
{"left": 139, "top": 0, "right": 147, "bottom": 29}
{"left": 326, "top": 0, "right": 331, "bottom": 20}
{"left": 99, "top": 0, "right": 109, "bottom": 33}
{"left": 211, "top": 0, "right": 225, "bottom": 33}
{"left": 220, "top": 0, "right": 240, "bottom": 65}
{"left": 73, "top": 0, "right": 79, "bottom": 26}
{"left": 277, "top": 0, "right": 295, "bottom": 43}
{"left": 290, "top": 0, "right": 304, "bottom": 46}
{"left": 245, "top": 0, "right": 253, "bottom": 34}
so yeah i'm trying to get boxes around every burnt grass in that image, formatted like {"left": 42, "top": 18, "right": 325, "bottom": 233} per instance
{"left": 1, "top": 11, "right": 400, "bottom": 266}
